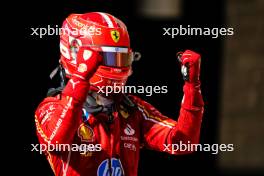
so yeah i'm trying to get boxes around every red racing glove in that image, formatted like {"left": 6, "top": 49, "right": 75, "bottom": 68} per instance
{"left": 63, "top": 47, "right": 102, "bottom": 103}
{"left": 177, "top": 50, "right": 201, "bottom": 85}
{"left": 72, "top": 47, "right": 103, "bottom": 81}
{"left": 177, "top": 50, "right": 204, "bottom": 110}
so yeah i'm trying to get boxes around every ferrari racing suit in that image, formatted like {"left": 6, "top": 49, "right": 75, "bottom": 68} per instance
{"left": 35, "top": 76, "right": 204, "bottom": 176}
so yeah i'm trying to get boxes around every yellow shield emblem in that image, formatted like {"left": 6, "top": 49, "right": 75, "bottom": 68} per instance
{"left": 78, "top": 123, "right": 94, "bottom": 142}
{"left": 111, "top": 30, "right": 120, "bottom": 43}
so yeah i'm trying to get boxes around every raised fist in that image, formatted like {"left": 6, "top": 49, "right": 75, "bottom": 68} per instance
{"left": 177, "top": 50, "right": 201, "bottom": 84}
{"left": 72, "top": 47, "right": 103, "bottom": 81}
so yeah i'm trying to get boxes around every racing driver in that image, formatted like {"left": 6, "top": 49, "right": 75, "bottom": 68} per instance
{"left": 34, "top": 12, "right": 204, "bottom": 176}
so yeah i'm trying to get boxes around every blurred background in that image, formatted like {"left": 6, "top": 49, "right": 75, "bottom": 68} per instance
{"left": 20, "top": 0, "right": 264, "bottom": 175}
{"left": 219, "top": 0, "right": 264, "bottom": 174}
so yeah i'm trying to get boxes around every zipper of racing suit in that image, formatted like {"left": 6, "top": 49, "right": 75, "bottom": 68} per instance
{"left": 108, "top": 110, "right": 115, "bottom": 176}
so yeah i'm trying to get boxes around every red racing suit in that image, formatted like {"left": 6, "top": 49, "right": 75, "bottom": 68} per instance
{"left": 35, "top": 78, "right": 204, "bottom": 176}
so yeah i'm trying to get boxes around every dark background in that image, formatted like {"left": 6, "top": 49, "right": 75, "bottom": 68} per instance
{"left": 18, "top": 0, "right": 232, "bottom": 175}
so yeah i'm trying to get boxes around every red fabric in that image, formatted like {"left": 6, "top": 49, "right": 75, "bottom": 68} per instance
{"left": 62, "top": 77, "right": 90, "bottom": 103}
{"left": 73, "top": 47, "right": 102, "bottom": 80}
{"left": 35, "top": 81, "right": 204, "bottom": 176}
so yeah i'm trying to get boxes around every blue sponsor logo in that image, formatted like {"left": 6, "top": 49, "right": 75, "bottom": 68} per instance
{"left": 97, "top": 158, "right": 124, "bottom": 176}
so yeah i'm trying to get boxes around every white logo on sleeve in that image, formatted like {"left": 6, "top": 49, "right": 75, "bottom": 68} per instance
{"left": 83, "top": 50, "right": 92, "bottom": 60}
{"left": 77, "top": 63, "right": 87, "bottom": 73}
{"left": 70, "top": 79, "right": 80, "bottom": 89}
{"left": 124, "top": 124, "right": 135, "bottom": 136}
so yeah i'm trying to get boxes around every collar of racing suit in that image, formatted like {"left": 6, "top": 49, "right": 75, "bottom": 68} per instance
{"left": 82, "top": 92, "right": 136, "bottom": 124}
{"left": 83, "top": 91, "right": 136, "bottom": 115}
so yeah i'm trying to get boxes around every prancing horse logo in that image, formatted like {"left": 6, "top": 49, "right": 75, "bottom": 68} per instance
{"left": 111, "top": 30, "right": 120, "bottom": 43}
